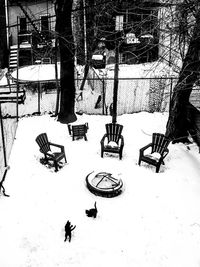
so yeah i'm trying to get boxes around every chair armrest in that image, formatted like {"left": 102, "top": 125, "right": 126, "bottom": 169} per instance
{"left": 139, "top": 143, "right": 152, "bottom": 154}
{"left": 162, "top": 148, "right": 169, "bottom": 159}
{"left": 100, "top": 134, "right": 108, "bottom": 145}
{"left": 49, "top": 142, "right": 65, "bottom": 152}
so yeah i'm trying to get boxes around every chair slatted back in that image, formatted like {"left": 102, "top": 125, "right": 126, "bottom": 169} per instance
{"left": 152, "top": 133, "right": 170, "bottom": 155}
{"left": 35, "top": 133, "right": 51, "bottom": 154}
{"left": 72, "top": 124, "right": 87, "bottom": 136}
{"left": 106, "top": 123, "right": 123, "bottom": 143}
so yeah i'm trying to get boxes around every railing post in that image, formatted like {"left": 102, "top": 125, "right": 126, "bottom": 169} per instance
{"left": 16, "top": 16, "right": 20, "bottom": 121}
{"left": 0, "top": 104, "right": 7, "bottom": 167}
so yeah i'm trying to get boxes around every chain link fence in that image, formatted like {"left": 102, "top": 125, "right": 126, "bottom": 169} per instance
{"left": 2, "top": 76, "right": 188, "bottom": 119}
{"left": 76, "top": 76, "right": 179, "bottom": 115}
{"left": 0, "top": 103, "right": 18, "bottom": 188}
{"left": 1, "top": 74, "right": 200, "bottom": 183}
{"left": 76, "top": 76, "right": 200, "bottom": 115}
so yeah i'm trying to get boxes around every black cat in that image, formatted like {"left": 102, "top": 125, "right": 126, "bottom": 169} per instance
{"left": 85, "top": 202, "right": 98, "bottom": 218}
{"left": 64, "top": 220, "right": 76, "bottom": 242}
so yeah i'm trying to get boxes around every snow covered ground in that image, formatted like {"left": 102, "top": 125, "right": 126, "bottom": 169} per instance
{"left": 1, "top": 111, "right": 200, "bottom": 267}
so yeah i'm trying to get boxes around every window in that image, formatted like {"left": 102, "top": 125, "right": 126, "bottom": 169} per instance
{"left": 121, "top": 6, "right": 159, "bottom": 64}
{"left": 19, "top": 17, "right": 27, "bottom": 34}
{"left": 125, "top": 8, "right": 157, "bottom": 37}
{"left": 41, "top": 15, "right": 49, "bottom": 34}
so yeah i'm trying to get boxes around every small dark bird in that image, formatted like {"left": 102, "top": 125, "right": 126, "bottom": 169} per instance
{"left": 64, "top": 220, "right": 76, "bottom": 242}
{"left": 85, "top": 202, "right": 98, "bottom": 218}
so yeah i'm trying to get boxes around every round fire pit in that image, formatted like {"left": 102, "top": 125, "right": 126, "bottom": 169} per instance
{"left": 86, "top": 171, "right": 123, "bottom": 198}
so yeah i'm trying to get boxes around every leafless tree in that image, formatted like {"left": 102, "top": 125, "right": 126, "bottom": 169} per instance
{"left": 55, "top": 0, "right": 77, "bottom": 123}
{"left": 164, "top": 0, "right": 200, "bottom": 142}
{"left": 54, "top": 0, "right": 200, "bottom": 136}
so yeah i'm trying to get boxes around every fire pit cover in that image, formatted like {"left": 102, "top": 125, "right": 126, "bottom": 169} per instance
{"left": 86, "top": 171, "right": 123, "bottom": 197}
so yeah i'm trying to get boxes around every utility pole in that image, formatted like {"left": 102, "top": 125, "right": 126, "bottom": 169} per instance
{"left": 112, "top": 13, "right": 123, "bottom": 124}
{"left": 112, "top": 37, "right": 119, "bottom": 123}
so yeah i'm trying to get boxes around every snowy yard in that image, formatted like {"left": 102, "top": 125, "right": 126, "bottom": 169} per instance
{"left": 1, "top": 111, "right": 200, "bottom": 267}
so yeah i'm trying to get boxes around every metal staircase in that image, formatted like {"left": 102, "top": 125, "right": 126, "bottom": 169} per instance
{"left": 9, "top": 46, "right": 18, "bottom": 71}
{"left": 15, "top": 1, "right": 48, "bottom": 45}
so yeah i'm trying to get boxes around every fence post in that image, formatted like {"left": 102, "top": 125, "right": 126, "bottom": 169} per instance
{"left": 102, "top": 77, "right": 105, "bottom": 115}
{"left": 38, "top": 82, "right": 41, "bottom": 114}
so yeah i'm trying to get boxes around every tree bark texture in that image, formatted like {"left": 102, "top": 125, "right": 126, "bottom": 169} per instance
{"left": 165, "top": 9, "right": 200, "bottom": 143}
{"left": 73, "top": 0, "right": 85, "bottom": 65}
{"left": 55, "top": 0, "right": 77, "bottom": 124}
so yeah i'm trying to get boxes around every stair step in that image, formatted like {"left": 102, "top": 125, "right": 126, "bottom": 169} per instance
{"left": 10, "top": 55, "right": 17, "bottom": 58}
{"left": 10, "top": 54, "right": 18, "bottom": 57}
{"left": 9, "top": 61, "right": 17, "bottom": 63}
{"left": 9, "top": 57, "right": 17, "bottom": 60}
{"left": 9, "top": 61, "right": 17, "bottom": 65}
{"left": 9, "top": 45, "right": 18, "bottom": 69}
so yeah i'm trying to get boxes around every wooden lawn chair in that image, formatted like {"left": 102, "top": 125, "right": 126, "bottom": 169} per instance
{"left": 138, "top": 133, "right": 170, "bottom": 173}
{"left": 35, "top": 133, "right": 67, "bottom": 172}
{"left": 100, "top": 123, "right": 124, "bottom": 159}
{"left": 68, "top": 123, "right": 88, "bottom": 141}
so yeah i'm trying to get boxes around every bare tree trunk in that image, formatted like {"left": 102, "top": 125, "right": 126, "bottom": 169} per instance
{"left": 79, "top": 0, "right": 97, "bottom": 92}
{"left": 165, "top": 9, "right": 200, "bottom": 143}
{"left": 55, "top": 0, "right": 77, "bottom": 124}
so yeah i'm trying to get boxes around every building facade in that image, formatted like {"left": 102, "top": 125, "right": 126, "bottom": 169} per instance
{"left": 6, "top": 0, "right": 56, "bottom": 69}
{"left": 3, "top": 0, "right": 177, "bottom": 71}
